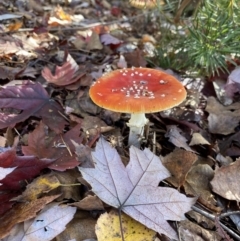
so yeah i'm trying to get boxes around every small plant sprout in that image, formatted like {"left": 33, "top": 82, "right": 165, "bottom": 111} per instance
{"left": 89, "top": 67, "right": 186, "bottom": 147}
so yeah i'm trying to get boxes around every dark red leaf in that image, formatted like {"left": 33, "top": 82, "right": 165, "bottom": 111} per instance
{"left": 0, "top": 81, "right": 67, "bottom": 133}
{"left": 22, "top": 122, "right": 82, "bottom": 171}
{"left": 0, "top": 148, "right": 55, "bottom": 190}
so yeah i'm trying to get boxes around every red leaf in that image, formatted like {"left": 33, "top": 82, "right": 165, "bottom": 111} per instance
{"left": 42, "top": 54, "right": 84, "bottom": 86}
{"left": 22, "top": 122, "right": 82, "bottom": 171}
{"left": 0, "top": 81, "right": 67, "bottom": 133}
{"left": 0, "top": 148, "right": 55, "bottom": 190}
{"left": 0, "top": 192, "right": 18, "bottom": 216}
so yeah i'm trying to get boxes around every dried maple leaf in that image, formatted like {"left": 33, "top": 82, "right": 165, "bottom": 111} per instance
{"left": 0, "top": 81, "right": 67, "bottom": 133}
{"left": 79, "top": 138, "right": 196, "bottom": 240}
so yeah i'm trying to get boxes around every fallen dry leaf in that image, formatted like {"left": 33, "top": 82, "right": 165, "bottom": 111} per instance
{"left": 162, "top": 148, "right": 197, "bottom": 188}
{"left": 211, "top": 158, "right": 240, "bottom": 201}
{"left": 0, "top": 148, "right": 55, "bottom": 190}
{"left": 72, "top": 195, "right": 104, "bottom": 211}
{"left": 206, "top": 97, "right": 240, "bottom": 135}
{"left": 0, "top": 81, "right": 67, "bottom": 133}
{"left": 179, "top": 219, "right": 222, "bottom": 241}
{"left": 3, "top": 203, "right": 76, "bottom": 241}
{"left": 54, "top": 210, "right": 97, "bottom": 241}
{"left": 42, "top": 54, "right": 84, "bottom": 86}
{"left": 189, "top": 133, "right": 210, "bottom": 146}
{"left": 0, "top": 195, "right": 59, "bottom": 239}
{"left": 22, "top": 121, "right": 82, "bottom": 171}
{"left": 165, "top": 125, "right": 193, "bottom": 152}
{"left": 0, "top": 167, "right": 16, "bottom": 185}
{"left": 96, "top": 210, "right": 156, "bottom": 241}
{"left": 11, "top": 173, "right": 61, "bottom": 202}
{"left": 185, "top": 164, "right": 216, "bottom": 209}
{"left": 79, "top": 138, "right": 196, "bottom": 239}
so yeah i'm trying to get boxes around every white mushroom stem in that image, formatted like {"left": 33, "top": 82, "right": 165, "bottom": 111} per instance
{"left": 127, "top": 113, "right": 149, "bottom": 148}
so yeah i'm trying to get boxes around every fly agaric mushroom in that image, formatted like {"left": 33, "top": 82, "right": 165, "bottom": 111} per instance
{"left": 89, "top": 67, "right": 186, "bottom": 147}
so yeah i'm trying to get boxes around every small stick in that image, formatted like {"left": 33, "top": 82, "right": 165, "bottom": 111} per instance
{"left": 192, "top": 206, "right": 240, "bottom": 241}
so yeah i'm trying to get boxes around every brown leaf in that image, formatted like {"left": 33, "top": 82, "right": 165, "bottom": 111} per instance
{"left": 162, "top": 148, "right": 197, "bottom": 188}
{"left": 0, "top": 195, "right": 59, "bottom": 239}
{"left": 72, "top": 195, "right": 104, "bottom": 211}
{"left": 52, "top": 169, "right": 81, "bottom": 201}
{"left": 4, "top": 203, "right": 76, "bottom": 240}
{"left": 11, "top": 173, "right": 61, "bottom": 202}
{"left": 206, "top": 97, "right": 240, "bottom": 135}
{"left": 179, "top": 219, "right": 222, "bottom": 241}
{"left": 123, "top": 49, "right": 147, "bottom": 67}
{"left": 185, "top": 164, "right": 216, "bottom": 208}
{"left": 55, "top": 210, "right": 97, "bottom": 241}
{"left": 211, "top": 158, "right": 240, "bottom": 201}
{"left": 165, "top": 125, "right": 193, "bottom": 152}
{"left": 79, "top": 138, "right": 196, "bottom": 239}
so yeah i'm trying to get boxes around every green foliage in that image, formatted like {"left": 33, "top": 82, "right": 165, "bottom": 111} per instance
{"left": 154, "top": 0, "right": 240, "bottom": 76}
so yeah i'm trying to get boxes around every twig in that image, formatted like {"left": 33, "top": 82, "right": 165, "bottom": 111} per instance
{"left": 60, "top": 134, "right": 72, "bottom": 156}
{"left": 192, "top": 206, "right": 240, "bottom": 241}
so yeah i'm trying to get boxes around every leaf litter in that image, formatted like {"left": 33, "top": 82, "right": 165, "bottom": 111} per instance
{"left": 0, "top": 0, "right": 240, "bottom": 240}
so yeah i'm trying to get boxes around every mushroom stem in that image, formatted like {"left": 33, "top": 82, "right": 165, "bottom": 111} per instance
{"left": 127, "top": 113, "right": 149, "bottom": 147}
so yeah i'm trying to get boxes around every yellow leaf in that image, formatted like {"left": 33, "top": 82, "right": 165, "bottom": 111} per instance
{"left": 96, "top": 210, "right": 156, "bottom": 241}
{"left": 12, "top": 174, "right": 61, "bottom": 201}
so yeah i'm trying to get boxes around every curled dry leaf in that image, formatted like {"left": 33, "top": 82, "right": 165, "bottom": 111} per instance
{"left": 42, "top": 54, "right": 83, "bottom": 86}
{"left": 79, "top": 138, "right": 196, "bottom": 240}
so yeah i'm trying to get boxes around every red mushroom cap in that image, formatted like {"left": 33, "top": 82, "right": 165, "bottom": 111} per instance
{"left": 89, "top": 67, "right": 187, "bottom": 114}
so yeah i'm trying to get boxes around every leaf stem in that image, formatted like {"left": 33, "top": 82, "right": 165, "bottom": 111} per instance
{"left": 118, "top": 209, "right": 125, "bottom": 241}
